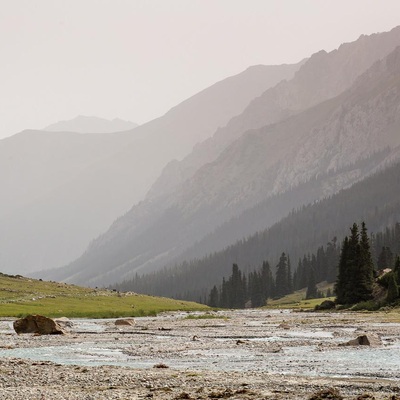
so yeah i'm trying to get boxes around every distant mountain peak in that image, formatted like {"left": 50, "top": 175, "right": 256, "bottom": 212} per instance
{"left": 43, "top": 115, "right": 139, "bottom": 134}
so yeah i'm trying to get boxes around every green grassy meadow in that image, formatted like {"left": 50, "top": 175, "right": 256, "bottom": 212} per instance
{"left": 0, "top": 273, "right": 209, "bottom": 318}
{"left": 266, "top": 281, "right": 335, "bottom": 310}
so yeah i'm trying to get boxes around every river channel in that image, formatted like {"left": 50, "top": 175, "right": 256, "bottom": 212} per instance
{"left": 0, "top": 310, "right": 399, "bottom": 382}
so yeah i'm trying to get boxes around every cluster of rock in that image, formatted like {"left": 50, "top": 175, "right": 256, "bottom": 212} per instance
{"left": 13, "top": 315, "right": 136, "bottom": 335}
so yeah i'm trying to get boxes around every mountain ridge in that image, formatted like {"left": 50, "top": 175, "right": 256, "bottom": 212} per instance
{"left": 43, "top": 115, "right": 139, "bottom": 134}
{"left": 38, "top": 29, "right": 400, "bottom": 286}
{"left": 0, "top": 62, "right": 300, "bottom": 274}
{"left": 147, "top": 26, "right": 400, "bottom": 202}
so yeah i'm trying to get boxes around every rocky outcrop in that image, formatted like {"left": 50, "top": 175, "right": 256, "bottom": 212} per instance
{"left": 13, "top": 315, "right": 65, "bottom": 335}
{"left": 341, "top": 333, "right": 382, "bottom": 347}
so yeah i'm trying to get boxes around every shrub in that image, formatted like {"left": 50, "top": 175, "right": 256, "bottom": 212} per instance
{"left": 351, "top": 300, "right": 381, "bottom": 311}
{"left": 315, "top": 300, "right": 336, "bottom": 311}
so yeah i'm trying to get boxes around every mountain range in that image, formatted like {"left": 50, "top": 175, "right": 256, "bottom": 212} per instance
{"left": 37, "top": 26, "right": 400, "bottom": 288}
{"left": 43, "top": 116, "right": 138, "bottom": 133}
{"left": 0, "top": 63, "right": 300, "bottom": 273}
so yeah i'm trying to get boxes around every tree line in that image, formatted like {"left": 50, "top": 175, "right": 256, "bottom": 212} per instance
{"left": 206, "top": 238, "right": 340, "bottom": 308}
{"left": 112, "top": 162, "right": 400, "bottom": 302}
{"left": 207, "top": 222, "right": 400, "bottom": 308}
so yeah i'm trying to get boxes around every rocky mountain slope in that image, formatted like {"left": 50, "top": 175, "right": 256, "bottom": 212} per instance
{"left": 0, "top": 63, "right": 299, "bottom": 274}
{"left": 40, "top": 28, "right": 400, "bottom": 287}
{"left": 148, "top": 26, "right": 400, "bottom": 200}
{"left": 43, "top": 116, "right": 138, "bottom": 133}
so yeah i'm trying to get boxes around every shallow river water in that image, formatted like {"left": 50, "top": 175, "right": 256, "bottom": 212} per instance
{"left": 1, "top": 310, "right": 399, "bottom": 381}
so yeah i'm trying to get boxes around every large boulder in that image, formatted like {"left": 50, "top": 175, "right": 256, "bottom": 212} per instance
{"left": 341, "top": 333, "right": 382, "bottom": 347}
{"left": 13, "top": 315, "right": 65, "bottom": 335}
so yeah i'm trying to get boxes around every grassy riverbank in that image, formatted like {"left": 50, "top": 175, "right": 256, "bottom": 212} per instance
{"left": 0, "top": 273, "right": 209, "bottom": 318}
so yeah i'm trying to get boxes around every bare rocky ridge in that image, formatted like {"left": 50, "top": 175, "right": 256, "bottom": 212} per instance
{"left": 147, "top": 26, "right": 400, "bottom": 202}
{"left": 0, "top": 310, "right": 399, "bottom": 399}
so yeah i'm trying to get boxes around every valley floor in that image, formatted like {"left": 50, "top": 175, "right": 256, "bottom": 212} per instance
{"left": 0, "top": 309, "right": 400, "bottom": 399}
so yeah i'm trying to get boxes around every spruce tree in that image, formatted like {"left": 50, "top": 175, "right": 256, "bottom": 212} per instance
{"left": 356, "top": 222, "right": 374, "bottom": 301}
{"left": 386, "top": 272, "right": 399, "bottom": 303}
{"left": 208, "top": 285, "right": 219, "bottom": 307}
{"left": 335, "top": 222, "right": 374, "bottom": 305}
{"left": 220, "top": 277, "right": 228, "bottom": 308}
{"left": 335, "top": 236, "right": 351, "bottom": 304}
{"left": 249, "top": 270, "right": 264, "bottom": 307}
{"left": 378, "top": 246, "right": 394, "bottom": 269}
{"left": 287, "top": 256, "right": 293, "bottom": 293}
{"left": 305, "top": 266, "right": 318, "bottom": 299}
{"left": 275, "top": 252, "right": 289, "bottom": 297}
{"left": 326, "top": 237, "right": 339, "bottom": 283}
{"left": 229, "top": 264, "right": 246, "bottom": 308}
{"left": 394, "top": 256, "right": 400, "bottom": 286}
{"left": 261, "top": 260, "right": 274, "bottom": 301}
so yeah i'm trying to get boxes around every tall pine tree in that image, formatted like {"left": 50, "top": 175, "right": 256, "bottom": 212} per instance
{"left": 275, "top": 252, "right": 290, "bottom": 298}
{"left": 335, "top": 222, "right": 374, "bottom": 304}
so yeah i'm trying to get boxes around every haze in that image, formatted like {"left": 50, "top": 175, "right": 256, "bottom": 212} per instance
{"left": 1, "top": 0, "right": 400, "bottom": 139}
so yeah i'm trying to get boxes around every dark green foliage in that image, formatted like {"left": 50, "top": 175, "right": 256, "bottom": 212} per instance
{"left": 335, "top": 222, "right": 374, "bottom": 305}
{"left": 351, "top": 300, "right": 382, "bottom": 311}
{"left": 305, "top": 267, "right": 318, "bottom": 300}
{"left": 335, "top": 237, "right": 350, "bottom": 304}
{"left": 356, "top": 222, "right": 375, "bottom": 301}
{"left": 315, "top": 300, "right": 336, "bottom": 311}
{"left": 377, "top": 246, "right": 394, "bottom": 269}
{"left": 275, "top": 253, "right": 291, "bottom": 297}
{"left": 206, "top": 260, "right": 281, "bottom": 309}
{"left": 386, "top": 272, "right": 399, "bottom": 303}
{"left": 219, "top": 264, "right": 246, "bottom": 309}
{"left": 207, "top": 262, "right": 276, "bottom": 309}
{"left": 208, "top": 285, "right": 219, "bottom": 307}
{"left": 393, "top": 256, "right": 400, "bottom": 285}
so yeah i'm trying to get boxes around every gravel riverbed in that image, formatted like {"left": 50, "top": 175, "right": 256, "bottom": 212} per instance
{"left": 0, "top": 309, "right": 400, "bottom": 399}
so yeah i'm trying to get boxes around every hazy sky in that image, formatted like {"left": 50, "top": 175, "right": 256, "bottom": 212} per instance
{"left": 1, "top": 0, "right": 400, "bottom": 139}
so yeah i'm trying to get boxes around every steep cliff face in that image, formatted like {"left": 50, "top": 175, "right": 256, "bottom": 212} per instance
{"left": 40, "top": 30, "right": 400, "bottom": 287}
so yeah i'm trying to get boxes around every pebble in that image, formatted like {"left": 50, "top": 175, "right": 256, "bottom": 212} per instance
{"left": 0, "top": 310, "right": 399, "bottom": 399}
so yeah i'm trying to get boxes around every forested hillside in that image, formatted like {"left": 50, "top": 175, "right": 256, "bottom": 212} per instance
{"left": 113, "top": 161, "right": 400, "bottom": 301}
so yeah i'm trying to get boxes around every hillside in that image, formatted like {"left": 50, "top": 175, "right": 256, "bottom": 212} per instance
{"left": 115, "top": 161, "right": 400, "bottom": 301}
{"left": 0, "top": 63, "right": 298, "bottom": 274}
{"left": 41, "top": 31, "right": 400, "bottom": 287}
{"left": 0, "top": 273, "right": 208, "bottom": 318}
